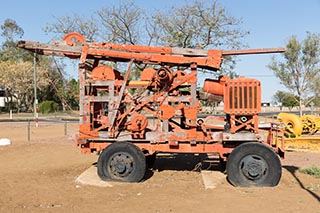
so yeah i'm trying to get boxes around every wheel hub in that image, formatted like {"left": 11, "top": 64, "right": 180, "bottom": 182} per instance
{"left": 109, "top": 152, "right": 134, "bottom": 178}
{"left": 114, "top": 161, "right": 126, "bottom": 174}
{"left": 240, "top": 155, "right": 268, "bottom": 181}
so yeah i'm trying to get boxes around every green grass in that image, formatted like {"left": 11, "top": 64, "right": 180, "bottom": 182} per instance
{"left": 299, "top": 166, "right": 320, "bottom": 178}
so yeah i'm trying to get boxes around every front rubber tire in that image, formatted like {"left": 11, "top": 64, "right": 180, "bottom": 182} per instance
{"left": 226, "top": 142, "right": 282, "bottom": 187}
{"left": 97, "top": 142, "right": 146, "bottom": 182}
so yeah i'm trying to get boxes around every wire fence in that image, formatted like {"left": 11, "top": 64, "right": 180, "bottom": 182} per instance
{"left": 0, "top": 121, "right": 78, "bottom": 144}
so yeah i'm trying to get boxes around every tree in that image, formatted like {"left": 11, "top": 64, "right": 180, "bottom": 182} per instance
{"left": 311, "top": 75, "right": 320, "bottom": 107}
{"left": 152, "top": 1, "right": 247, "bottom": 49}
{"left": 44, "top": 2, "right": 144, "bottom": 44}
{"left": 36, "top": 57, "right": 66, "bottom": 108}
{"left": 0, "top": 61, "right": 50, "bottom": 112}
{"left": 96, "top": 2, "right": 144, "bottom": 44}
{"left": 44, "top": 0, "right": 248, "bottom": 77}
{"left": 43, "top": 14, "right": 99, "bottom": 42}
{"left": 268, "top": 32, "right": 320, "bottom": 116}
{"left": 65, "top": 79, "right": 79, "bottom": 109}
{"left": 35, "top": 56, "right": 80, "bottom": 111}
{"left": 151, "top": 0, "right": 248, "bottom": 76}
{"left": 1, "top": 19, "right": 24, "bottom": 47}
{"left": 272, "top": 91, "right": 287, "bottom": 110}
{"left": 272, "top": 90, "right": 299, "bottom": 111}
{"left": 0, "top": 19, "right": 71, "bottom": 112}
{"left": 0, "top": 19, "right": 31, "bottom": 61}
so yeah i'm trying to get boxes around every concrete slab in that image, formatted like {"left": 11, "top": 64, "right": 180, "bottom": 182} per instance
{"left": 76, "top": 166, "right": 226, "bottom": 189}
{"left": 201, "top": 170, "right": 226, "bottom": 189}
{"left": 75, "top": 166, "right": 113, "bottom": 187}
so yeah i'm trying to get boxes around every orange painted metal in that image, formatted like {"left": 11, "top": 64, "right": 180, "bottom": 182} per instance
{"left": 91, "top": 65, "right": 123, "bottom": 80}
{"left": 223, "top": 77, "right": 261, "bottom": 133}
{"left": 155, "top": 67, "right": 173, "bottom": 86}
{"left": 127, "top": 114, "right": 148, "bottom": 132}
{"left": 62, "top": 32, "right": 85, "bottom": 46}
{"left": 141, "top": 68, "right": 156, "bottom": 81}
{"left": 224, "top": 77, "right": 261, "bottom": 115}
{"left": 266, "top": 122, "right": 285, "bottom": 158}
{"left": 81, "top": 141, "right": 233, "bottom": 159}
{"left": 17, "top": 32, "right": 286, "bottom": 160}
{"left": 203, "top": 76, "right": 229, "bottom": 96}
{"left": 159, "top": 104, "right": 176, "bottom": 120}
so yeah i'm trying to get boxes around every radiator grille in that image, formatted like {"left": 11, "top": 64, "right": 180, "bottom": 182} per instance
{"left": 224, "top": 78, "right": 261, "bottom": 114}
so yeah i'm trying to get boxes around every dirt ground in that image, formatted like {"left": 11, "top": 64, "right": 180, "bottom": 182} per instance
{"left": 0, "top": 121, "right": 319, "bottom": 213}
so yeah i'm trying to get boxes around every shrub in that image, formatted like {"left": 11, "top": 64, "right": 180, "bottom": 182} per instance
{"left": 38, "top": 100, "right": 59, "bottom": 114}
{"left": 299, "top": 166, "right": 320, "bottom": 178}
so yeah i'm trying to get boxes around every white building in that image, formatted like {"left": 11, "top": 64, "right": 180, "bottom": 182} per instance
{"left": 0, "top": 88, "right": 5, "bottom": 107}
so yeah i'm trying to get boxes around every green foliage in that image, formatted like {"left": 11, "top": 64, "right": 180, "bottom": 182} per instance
{"left": 272, "top": 90, "right": 299, "bottom": 109}
{"left": 1, "top": 19, "right": 24, "bottom": 40}
{"left": 3, "top": 0, "right": 250, "bottom": 111}
{"left": 0, "top": 60, "right": 51, "bottom": 112}
{"left": 0, "top": 19, "right": 75, "bottom": 112}
{"left": 65, "top": 78, "right": 79, "bottom": 110}
{"left": 38, "top": 100, "right": 59, "bottom": 114}
{"left": 282, "top": 95, "right": 299, "bottom": 109}
{"left": 299, "top": 166, "right": 320, "bottom": 178}
{"left": 269, "top": 32, "right": 320, "bottom": 115}
{"left": 0, "top": 19, "right": 32, "bottom": 62}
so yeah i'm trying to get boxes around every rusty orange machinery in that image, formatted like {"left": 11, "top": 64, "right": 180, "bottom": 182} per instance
{"left": 77, "top": 60, "right": 266, "bottom": 156}
{"left": 18, "top": 32, "right": 285, "bottom": 186}
{"left": 16, "top": 32, "right": 285, "bottom": 156}
{"left": 202, "top": 76, "right": 261, "bottom": 134}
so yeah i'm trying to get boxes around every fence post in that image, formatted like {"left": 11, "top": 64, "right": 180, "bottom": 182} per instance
{"left": 27, "top": 120, "right": 30, "bottom": 143}
{"left": 64, "top": 122, "right": 67, "bottom": 136}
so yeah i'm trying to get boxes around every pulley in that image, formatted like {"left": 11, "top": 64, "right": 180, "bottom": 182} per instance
{"left": 155, "top": 67, "right": 173, "bottom": 86}
{"left": 91, "top": 65, "right": 123, "bottom": 81}
{"left": 63, "top": 32, "right": 85, "bottom": 46}
{"left": 127, "top": 114, "right": 148, "bottom": 132}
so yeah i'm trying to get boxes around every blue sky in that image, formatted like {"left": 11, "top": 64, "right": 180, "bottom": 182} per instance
{"left": 1, "top": 0, "right": 320, "bottom": 101}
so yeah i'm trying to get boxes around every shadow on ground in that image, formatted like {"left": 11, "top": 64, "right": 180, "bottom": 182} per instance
{"left": 283, "top": 165, "right": 320, "bottom": 202}
{"left": 151, "top": 153, "right": 225, "bottom": 171}
{"left": 143, "top": 153, "right": 226, "bottom": 180}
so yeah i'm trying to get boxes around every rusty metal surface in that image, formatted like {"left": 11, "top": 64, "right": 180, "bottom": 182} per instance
{"left": 18, "top": 32, "right": 285, "bottom": 158}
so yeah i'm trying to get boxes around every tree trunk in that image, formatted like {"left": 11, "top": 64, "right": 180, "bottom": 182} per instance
{"left": 299, "top": 98, "right": 303, "bottom": 116}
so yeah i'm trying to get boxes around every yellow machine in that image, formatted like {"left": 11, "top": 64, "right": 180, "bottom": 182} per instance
{"left": 277, "top": 112, "right": 320, "bottom": 137}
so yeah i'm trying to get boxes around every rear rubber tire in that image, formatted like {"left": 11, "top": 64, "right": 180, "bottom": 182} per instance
{"left": 226, "top": 142, "right": 282, "bottom": 187}
{"left": 97, "top": 142, "right": 146, "bottom": 182}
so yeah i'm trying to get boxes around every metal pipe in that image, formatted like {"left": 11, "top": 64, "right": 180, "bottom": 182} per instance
{"left": 222, "top": 48, "right": 285, "bottom": 56}
{"left": 64, "top": 122, "right": 67, "bottom": 136}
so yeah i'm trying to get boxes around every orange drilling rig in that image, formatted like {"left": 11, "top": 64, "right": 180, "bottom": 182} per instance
{"left": 18, "top": 32, "right": 285, "bottom": 187}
